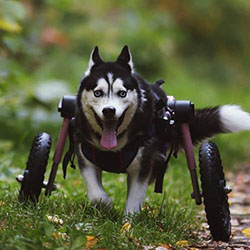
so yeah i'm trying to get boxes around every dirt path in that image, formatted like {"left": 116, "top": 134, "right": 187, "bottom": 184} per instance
{"left": 192, "top": 164, "right": 250, "bottom": 249}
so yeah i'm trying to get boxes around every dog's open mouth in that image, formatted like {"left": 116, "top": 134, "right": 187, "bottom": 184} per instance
{"left": 94, "top": 109, "right": 127, "bottom": 149}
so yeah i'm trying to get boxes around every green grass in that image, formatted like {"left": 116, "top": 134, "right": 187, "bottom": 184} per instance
{"left": 0, "top": 150, "right": 200, "bottom": 249}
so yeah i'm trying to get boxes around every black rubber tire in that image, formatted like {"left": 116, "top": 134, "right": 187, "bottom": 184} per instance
{"left": 19, "top": 132, "right": 51, "bottom": 203}
{"left": 199, "top": 141, "right": 231, "bottom": 242}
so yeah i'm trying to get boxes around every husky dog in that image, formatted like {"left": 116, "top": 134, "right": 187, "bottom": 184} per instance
{"left": 75, "top": 46, "right": 250, "bottom": 215}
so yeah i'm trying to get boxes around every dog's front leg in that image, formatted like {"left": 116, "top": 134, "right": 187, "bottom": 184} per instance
{"left": 80, "top": 164, "right": 112, "bottom": 207}
{"left": 77, "top": 145, "right": 112, "bottom": 207}
{"left": 125, "top": 161, "right": 150, "bottom": 216}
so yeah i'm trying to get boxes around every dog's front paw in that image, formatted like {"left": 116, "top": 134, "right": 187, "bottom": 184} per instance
{"left": 89, "top": 192, "right": 113, "bottom": 209}
{"left": 124, "top": 203, "right": 141, "bottom": 216}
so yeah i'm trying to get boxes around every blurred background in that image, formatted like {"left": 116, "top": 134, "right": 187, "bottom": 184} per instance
{"left": 1, "top": 0, "right": 250, "bottom": 176}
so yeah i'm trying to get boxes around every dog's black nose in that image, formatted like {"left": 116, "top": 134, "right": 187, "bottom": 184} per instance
{"left": 102, "top": 106, "right": 116, "bottom": 119}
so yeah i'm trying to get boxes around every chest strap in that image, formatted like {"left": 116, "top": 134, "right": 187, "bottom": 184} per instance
{"left": 81, "top": 143, "right": 139, "bottom": 173}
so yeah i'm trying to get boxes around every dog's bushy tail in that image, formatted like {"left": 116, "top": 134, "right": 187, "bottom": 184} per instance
{"left": 189, "top": 105, "right": 250, "bottom": 145}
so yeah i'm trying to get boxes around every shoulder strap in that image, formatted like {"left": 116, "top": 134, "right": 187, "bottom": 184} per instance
{"left": 62, "top": 118, "right": 76, "bottom": 179}
{"left": 154, "top": 144, "right": 173, "bottom": 193}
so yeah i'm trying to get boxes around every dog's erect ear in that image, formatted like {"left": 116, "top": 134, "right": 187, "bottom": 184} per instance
{"left": 85, "top": 46, "right": 103, "bottom": 75}
{"left": 116, "top": 45, "right": 133, "bottom": 71}
{"left": 91, "top": 46, "right": 103, "bottom": 65}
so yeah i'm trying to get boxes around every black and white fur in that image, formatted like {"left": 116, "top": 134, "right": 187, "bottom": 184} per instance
{"left": 75, "top": 46, "right": 250, "bottom": 215}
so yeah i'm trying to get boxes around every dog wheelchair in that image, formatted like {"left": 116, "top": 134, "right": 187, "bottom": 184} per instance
{"left": 16, "top": 94, "right": 232, "bottom": 242}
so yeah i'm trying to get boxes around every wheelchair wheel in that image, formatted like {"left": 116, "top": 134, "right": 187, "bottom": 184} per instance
{"left": 199, "top": 141, "right": 231, "bottom": 242}
{"left": 18, "top": 132, "right": 51, "bottom": 203}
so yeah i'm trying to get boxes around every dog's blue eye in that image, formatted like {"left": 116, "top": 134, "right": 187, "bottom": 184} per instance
{"left": 94, "top": 90, "right": 103, "bottom": 98}
{"left": 118, "top": 91, "right": 127, "bottom": 98}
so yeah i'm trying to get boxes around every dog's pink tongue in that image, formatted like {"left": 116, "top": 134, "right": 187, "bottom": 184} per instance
{"left": 100, "top": 121, "right": 117, "bottom": 149}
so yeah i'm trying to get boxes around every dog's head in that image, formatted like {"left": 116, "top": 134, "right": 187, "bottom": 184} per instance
{"left": 78, "top": 46, "right": 140, "bottom": 150}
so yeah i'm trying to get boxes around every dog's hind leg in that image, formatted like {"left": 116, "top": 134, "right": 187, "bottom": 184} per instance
{"left": 76, "top": 145, "right": 112, "bottom": 207}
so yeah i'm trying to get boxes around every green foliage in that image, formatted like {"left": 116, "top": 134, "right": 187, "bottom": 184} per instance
{"left": 1, "top": 1, "right": 250, "bottom": 148}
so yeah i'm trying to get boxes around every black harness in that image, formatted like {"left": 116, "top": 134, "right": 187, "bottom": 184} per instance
{"left": 80, "top": 140, "right": 139, "bottom": 173}
{"left": 62, "top": 119, "right": 143, "bottom": 176}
